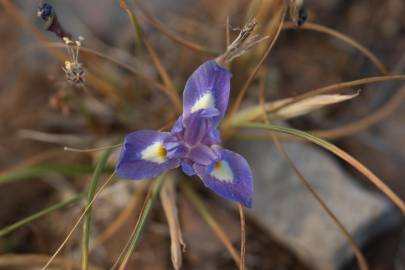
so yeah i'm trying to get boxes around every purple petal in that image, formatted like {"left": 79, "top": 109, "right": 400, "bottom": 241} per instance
{"left": 116, "top": 130, "right": 180, "bottom": 180}
{"left": 202, "top": 126, "right": 221, "bottom": 145}
{"left": 171, "top": 116, "right": 184, "bottom": 135}
{"left": 188, "top": 144, "right": 219, "bottom": 166}
{"left": 193, "top": 148, "right": 253, "bottom": 207}
{"left": 183, "top": 112, "right": 209, "bottom": 146}
{"left": 181, "top": 161, "right": 196, "bottom": 176}
{"left": 183, "top": 60, "right": 232, "bottom": 126}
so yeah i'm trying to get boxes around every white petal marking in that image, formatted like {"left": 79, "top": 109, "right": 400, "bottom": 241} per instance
{"left": 141, "top": 141, "right": 167, "bottom": 164}
{"left": 211, "top": 160, "right": 234, "bottom": 183}
{"left": 191, "top": 92, "right": 215, "bottom": 113}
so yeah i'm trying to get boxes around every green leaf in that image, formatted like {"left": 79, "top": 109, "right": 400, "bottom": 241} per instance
{"left": 82, "top": 148, "right": 115, "bottom": 270}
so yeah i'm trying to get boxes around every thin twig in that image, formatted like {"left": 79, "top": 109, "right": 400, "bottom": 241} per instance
{"left": 283, "top": 22, "right": 387, "bottom": 75}
{"left": 238, "top": 204, "right": 246, "bottom": 270}
{"left": 226, "top": 5, "right": 286, "bottom": 124}
{"left": 41, "top": 171, "right": 117, "bottom": 270}
{"left": 131, "top": 0, "right": 217, "bottom": 55}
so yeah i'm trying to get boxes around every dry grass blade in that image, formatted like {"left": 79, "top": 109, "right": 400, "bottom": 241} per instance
{"left": 41, "top": 171, "right": 116, "bottom": 270}
{"left": 272, "top": 92, "right": 359, "bottom": 120}
{"left": 267, "top": 75, "right": 405, "bottom": 114}
{"left": 238, "top": 123, "right": 405, "bottom": 216}
{"left": 0, "top": 254, "right": 104, "bottom": 270}
{"left": 131, "top": 0, "right": 217, "bottom": 55}
{"left": 160, "top": 173, "right": 185, "bottom": 270}
{"left": 311, "top": 85, "right": 405, "bottom": 139}
{"left": 226, "top": 4, "right": 286, "bottom": 123}
{"left": 238, "top": 204, "right": 246, "bottom": 270}
{"left": 283, "top": 22, "right": 388, "bottom": 75}
{"left": 120, "top": 1, "right": 182, "bottom": 113}
{"left": 232, "top": 92, "right": 359, "bottom": 124}
{"left": 226, "top": 16, "right": 231, "bottom": 48}
{"left": 143, "top": 40, "right": 182, "bottom": 113}
{"left": 181, "top": 181, "right": 241, "bottom": 267}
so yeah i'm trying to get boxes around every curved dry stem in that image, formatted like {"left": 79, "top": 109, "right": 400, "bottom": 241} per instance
{"left": 239, "top": 123, "right": 405, "bottom": 216}
{"left": 41, "top": 171, "right": 116, "bottom": 270}
{"left": 226, "top": 6, "right": 286, "bottom": 124}
{"left": 131, "top": 0, "right": 217, "bottom": 55}
{"left": 283, "top": 22, "right": 388, "bottom": 75}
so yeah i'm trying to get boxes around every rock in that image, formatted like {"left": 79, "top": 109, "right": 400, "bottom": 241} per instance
{"left": 231, "top": 139, "right": 401, "bottom": 270}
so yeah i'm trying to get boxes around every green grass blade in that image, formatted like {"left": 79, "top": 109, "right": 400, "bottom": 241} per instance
{"left": 0, "top": 194, "right": 82, "bottom": 237}
{"left": 119, "top": 0, "right": 144, "bottom": 54}
{"left": 236, "top": 122, "right": 405, "bottom": 215}
{"left": 0, "top": 164, "right": 114, "bottom": 185}
{"left": 82, "top": 148, "right": 115, "bottom": 270}
{"left": 117, "top": 174, "right": 166, "bottom": 270}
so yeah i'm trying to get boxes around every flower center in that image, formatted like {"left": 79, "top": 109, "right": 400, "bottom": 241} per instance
{"left": 141, "top": 142, "right": 167, "bottom": 164}
{"left": 191, "top": 92, "right": 215, "bottom": 113}
{"left": 211, "top": 160, "right": 233, "bottom": 182}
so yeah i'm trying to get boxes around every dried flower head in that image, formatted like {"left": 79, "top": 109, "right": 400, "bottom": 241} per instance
{"left": 62, "top": 36, "right": 86, "bottom": 87}
{"left": 216, "top": 18, "right": 268, "bottom": 65}
{"left": 37, "top": 2, "right": 72, "bottom": 39}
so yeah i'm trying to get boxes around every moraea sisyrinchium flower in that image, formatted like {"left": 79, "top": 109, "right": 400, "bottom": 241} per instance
{"left": 116, "top": 60, "right": 253, "bottom": 207}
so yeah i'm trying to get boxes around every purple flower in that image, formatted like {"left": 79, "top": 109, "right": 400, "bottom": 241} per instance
{"left": 116, "top": 61, "right": 253, "bottom": 207}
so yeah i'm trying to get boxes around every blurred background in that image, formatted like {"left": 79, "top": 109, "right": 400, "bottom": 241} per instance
{"left": 0, "top": 0, "right": 404, "bottom": 269}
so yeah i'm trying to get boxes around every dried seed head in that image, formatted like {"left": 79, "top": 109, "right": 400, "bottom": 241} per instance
{"left": 63, "top": 62, "right": 86, "bottom": 87}
{"left": 62, "top": 36, "right": 86, "bottom": 87}
{"left": 216, "top": 18, "right": 269, "bottom": 66}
